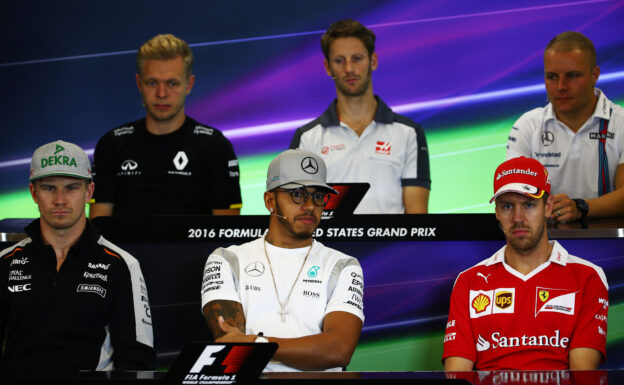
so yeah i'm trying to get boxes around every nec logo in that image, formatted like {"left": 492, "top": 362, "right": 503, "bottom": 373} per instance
{"left": 189, "top": 345, "right": 253, "bottom": 374}
{"left": 8, "top": 284, "right": 31, "bottom": 292}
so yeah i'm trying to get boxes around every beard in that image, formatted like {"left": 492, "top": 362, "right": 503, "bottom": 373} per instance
{"left": 275, "top": 201, "right": 317, "bottom": 240}
{"left": 332, "top": 64, "right": 373, "bottom": 98}
{"left": 504, "top": 220, "right": 547, "bottom": 254}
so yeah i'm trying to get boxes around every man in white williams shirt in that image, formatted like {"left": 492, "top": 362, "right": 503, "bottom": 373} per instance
{"left": 507, "top": 31, "right": 624, "bottom": 222}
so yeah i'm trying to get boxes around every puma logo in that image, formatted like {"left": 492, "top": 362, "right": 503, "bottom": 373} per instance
{"left": 476, "top": 272, "right": 491, "bottom": 283}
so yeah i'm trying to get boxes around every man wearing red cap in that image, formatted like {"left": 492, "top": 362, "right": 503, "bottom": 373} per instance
{"left": 442, "top": 157, "right": 608, "bottom": 370}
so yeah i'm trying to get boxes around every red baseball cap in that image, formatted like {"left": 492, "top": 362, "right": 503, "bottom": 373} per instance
{"left": 490, "top": 157, "right": 550, "bottom": 203}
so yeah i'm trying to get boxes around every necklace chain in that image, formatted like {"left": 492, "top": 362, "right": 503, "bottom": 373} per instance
{"left": 263, "top": 238, "right": 313, "bottom": 322}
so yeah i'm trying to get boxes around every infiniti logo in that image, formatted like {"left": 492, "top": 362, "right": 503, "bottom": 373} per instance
{"left": 121, "top": 160, "right": 138, "bottom": 170}
{"left": 301, "top": 157, "right": 319, "bottom": 174}
{"left": 244, "top": 262, "right": 265, "bottom": 277}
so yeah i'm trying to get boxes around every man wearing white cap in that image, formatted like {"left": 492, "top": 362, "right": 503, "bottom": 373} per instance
{"left": 443, "top": 157, "right": 608, "bottom": 370}
{"left": 0, "top": 140, "right": 155, "bottom": 371}
{"left": 201, "top": 149, "right": 364, "bottom": 372}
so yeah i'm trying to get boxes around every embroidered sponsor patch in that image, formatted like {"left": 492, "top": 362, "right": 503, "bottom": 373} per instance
{"left": 113, "top": 126, "right": 134, "bottom": 136}
{"left": 193, "top": 126, "right": 214, "bottom": 135}
{"left": 535, "top": 287, "right": 576, "bottom": 316}
{"left": 444, "top": 332, "right": 456, "bottom": 342}
{"left": 77, "top": 284, "right": 107, "bottom": 298}
{"left": 470, "top": 288, "right": 515, "bottom": 318}
{"left": 375, "top": 141, "right": 391, "bottom": 155}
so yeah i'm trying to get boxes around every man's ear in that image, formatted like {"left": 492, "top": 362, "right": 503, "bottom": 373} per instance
{"left": 185, "top": 74, "right": 196, "bottom": 95}
{"left": 264, "top": 191, "right": 275, "bottom": 213}
{"left": 29, "top": 183, "right": 38, "bottom": 204}
{"left": 85, "top": 182, "right": 95, "bottom": 204}
{"left": 544, "top": 194, "right": 554, "bottom": 218}
{"left": 371, "top": 52, "right": 378, "bottom": 71}
{"left": 591, "top": 65, "right": 600, "bottom": 86}
{"left": 324, "top": 59, "right": 333, "bottom": 78}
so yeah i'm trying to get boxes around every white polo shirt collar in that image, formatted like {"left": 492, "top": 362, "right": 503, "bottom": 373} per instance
{"left": 486, "top": 240, "right": 568, "bottom": 267}
{"left": 544, "top": 89, "right": 612, "bottom": 128}
{"left": 318, "top": 96, "right": 395, "bottom": 128}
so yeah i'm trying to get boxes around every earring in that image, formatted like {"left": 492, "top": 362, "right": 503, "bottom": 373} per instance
{"left": 270, "top": 208, "right": 274, "bottom": 213}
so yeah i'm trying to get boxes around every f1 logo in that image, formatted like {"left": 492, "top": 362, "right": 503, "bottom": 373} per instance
{"left": 189, "top": 345, "right": 225, "bottom": 373}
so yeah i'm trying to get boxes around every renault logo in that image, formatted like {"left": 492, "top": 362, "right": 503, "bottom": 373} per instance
{"left": 301, "top": 157, "right": 319, "bottom": 174}
{"left": 173, "top": 151, "right": 189, "bottom": 170}
{"left": 244, "top": 262, "right": 265, "bottom": 277}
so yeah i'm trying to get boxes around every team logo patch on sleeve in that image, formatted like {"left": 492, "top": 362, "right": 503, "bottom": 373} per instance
{"left": 470, "top": 288, "right": 515, "bottom": 318}
{"left": 193, "top": 126, "right": 214, "bottom": 135}
{"left": 535, "top": 287, "right": 576, "bottom": 316}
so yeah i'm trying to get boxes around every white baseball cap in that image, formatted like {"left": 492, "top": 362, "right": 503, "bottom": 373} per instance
{"left": 29, "top": 140, "right": 92, "bottom": 182}
{"left": 266, "top": 149, "right": 337, "bottom": 194}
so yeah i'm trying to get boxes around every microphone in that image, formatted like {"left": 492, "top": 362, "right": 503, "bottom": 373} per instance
{"left": 270, "top": 213, "right": 288, "bottom": 220}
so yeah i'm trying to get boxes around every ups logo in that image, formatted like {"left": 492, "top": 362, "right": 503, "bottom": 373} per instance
{"left": 495, "top": 291, "right": 513, "bottom": 309}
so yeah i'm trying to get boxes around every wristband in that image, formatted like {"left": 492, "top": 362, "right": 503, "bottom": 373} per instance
{"left": 255, "top": 332, "right": 269, "bottom": 343}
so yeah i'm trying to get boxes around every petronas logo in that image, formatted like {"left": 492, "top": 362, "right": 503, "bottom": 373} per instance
{"left": 54, "top": 144, "right": 64, "bottom": 154}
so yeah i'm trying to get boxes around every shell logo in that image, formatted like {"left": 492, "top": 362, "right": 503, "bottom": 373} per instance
{"left": 472, "top": 294, "right": 491, "bottom": 313}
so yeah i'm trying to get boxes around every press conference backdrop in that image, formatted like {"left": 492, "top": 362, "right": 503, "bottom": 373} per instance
{"left": 1, "top": 0, "right": 624, "bottom": 218}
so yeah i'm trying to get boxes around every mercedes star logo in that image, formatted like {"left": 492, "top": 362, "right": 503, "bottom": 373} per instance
{"left": 244, "top": 261, "right": 265, "bottom": 277}
{"left": 301, "top": 157, "right": 319, "bottom": 174}
{"left": 541, "top": 131, "right": 554, "bottom": 146}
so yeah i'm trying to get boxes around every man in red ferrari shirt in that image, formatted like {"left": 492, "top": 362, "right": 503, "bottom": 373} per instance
{"left": 443, "top": 156, "right": 608, "bottom": 370}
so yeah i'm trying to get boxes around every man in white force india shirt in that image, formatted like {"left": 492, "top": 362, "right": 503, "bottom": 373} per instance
{"left": 201, "top": 149, "right": 364, "bottom": 372}
{"left": 443, "top": 156, "right": 608, "bottom": 370}
{"left": 507, "top": 31, "right": 624, "bottom": 222}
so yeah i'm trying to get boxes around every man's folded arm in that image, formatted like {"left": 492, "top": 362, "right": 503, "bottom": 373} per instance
{"left": 204, "top": 300, "right": 362, "bottom": 371}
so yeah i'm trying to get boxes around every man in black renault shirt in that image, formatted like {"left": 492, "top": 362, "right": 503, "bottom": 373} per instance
{"left": 90, "top": 34, "right": 242, "bottom": 217}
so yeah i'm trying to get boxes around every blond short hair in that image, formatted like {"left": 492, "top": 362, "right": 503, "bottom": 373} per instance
{"left": 545, "top": 31, "right": 596, "bottom": 68}
{"left": 136, "top": 34, "right": 193, "bottom": 78}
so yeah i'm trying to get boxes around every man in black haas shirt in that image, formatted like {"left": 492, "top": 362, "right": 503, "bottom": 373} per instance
{"left": 90, "top": 33, "right": 242, "bottom": 217}
{"left": 0, "top": 140, "right": 155, "bottom": 371}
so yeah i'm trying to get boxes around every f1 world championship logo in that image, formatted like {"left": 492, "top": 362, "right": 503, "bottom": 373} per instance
{"left": 189, "top": 345, "right": 253, "bottom": 374}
